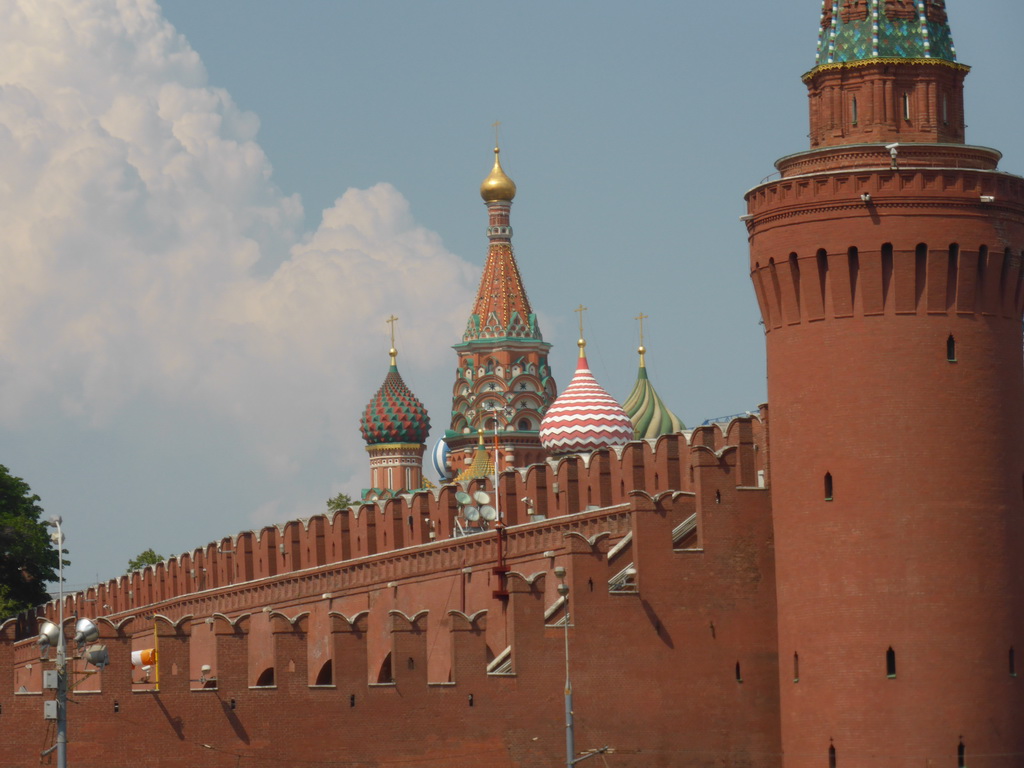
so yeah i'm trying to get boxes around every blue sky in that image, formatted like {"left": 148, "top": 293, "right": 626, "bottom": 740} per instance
{"left": 1, "top": 0, "right": 1020, "bottom": 591}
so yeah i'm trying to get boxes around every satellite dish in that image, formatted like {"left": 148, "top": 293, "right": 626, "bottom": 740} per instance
{"left": 473, "top": 490, "right": 491, "bottom": 505}
{"left": 480, "top": 506, "right": 498, "bottom": 522}
{"left": 74, "top": 618, "right": 100, "bottom": 647}
{"left": 455, "top": 491, "right": 472, "bottom": 505}
{"left": 464, "top": 506, "right": 480, "bottom": 522}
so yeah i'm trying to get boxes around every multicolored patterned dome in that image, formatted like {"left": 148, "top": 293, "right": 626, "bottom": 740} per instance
{"left": 815, "top": 0, "right": 957, "bottom": 70}
{"left": 540, "top": 342, "right": 634, "bottom": 455}
{"left": 623, "top": 346, "right": 685, "bottom": 440}
{"left": 360, "top": 350, "right": 431, "bottom": 446}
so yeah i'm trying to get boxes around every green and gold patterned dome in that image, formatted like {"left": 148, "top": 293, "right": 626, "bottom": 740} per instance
{"left": 360, "top": 349, "right": 431, "bottom": 446}
{"left": 623, "top": 344, "right": 685, "bottom": 441}
{"left": 813, "top": 0, "right": 958, "bottom": 72}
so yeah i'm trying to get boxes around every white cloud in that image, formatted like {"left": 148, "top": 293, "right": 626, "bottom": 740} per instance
{"left": 0, "top": 0, "right": 476, "bottom": 496}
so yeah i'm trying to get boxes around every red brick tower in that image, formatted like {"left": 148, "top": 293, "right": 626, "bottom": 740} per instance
{"left": 746, "top": 2, "right": 1024, "bottom": 766}
{"left": 445, "top": 144, "right": 557, "bottom": 474}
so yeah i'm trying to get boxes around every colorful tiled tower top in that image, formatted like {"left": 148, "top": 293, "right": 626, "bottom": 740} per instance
{"left": 814, "top": 0, "right": 956, "bottom": 69}
{"left": 360, "top": 345, "right": 431, "bottom": 446}
{"left": 462, "top": 146, "right": 542, "bottom": 344}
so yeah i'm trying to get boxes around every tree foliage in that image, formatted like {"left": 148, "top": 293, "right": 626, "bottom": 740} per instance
{"left": 126, "top": 548, "right": 164, "bottom": 574}
{"left": 326, "top": 492, "right": 353, "bottom": 514}
{"left": 0, "top": 464, "right": 60, "bottom": 619}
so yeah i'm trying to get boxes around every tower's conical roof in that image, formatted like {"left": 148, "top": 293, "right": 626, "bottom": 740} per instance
{"left": 539, "top": 340, "right": 634, "bottom": 455}
{"left": 462, "top": 144, "right": 542, "bottom": 344}
{"left": 360, "top": 348, "right": 430, "bottom": 446}
{"left": 814, "top": 0, "right": 956, "bottom": 70}
{"left": 623, "top": 345, "right": 685, "bottom": 440}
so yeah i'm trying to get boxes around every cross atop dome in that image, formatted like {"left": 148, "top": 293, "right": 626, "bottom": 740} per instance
{"left": 815, "top": 0, "right": 957, "bottom": 70}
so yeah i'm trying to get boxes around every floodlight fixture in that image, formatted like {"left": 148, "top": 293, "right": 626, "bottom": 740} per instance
{"left": 74, "top": 618, "right": 99, "bottom": 648}
{"left": 37, "top": 621, "right": 60, "bottom": 659}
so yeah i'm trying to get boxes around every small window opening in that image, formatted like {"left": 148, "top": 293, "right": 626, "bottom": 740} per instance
{"left": 407, "top": 657, "right": 415, "bottom": 670}
{"left": 350, "top": 693, "right": 356, "bottom": 707}
{"left": 852, "top": 96, "right": 859, "bottom": 126}
{"left": 1010, "top": 646, "right": 1017, "bottom": 677}
{"left": 315, "top": 660, "right": 333, "bottom": 686}
{"left": 824, "top": 472, "right": 834, "bottom": 502}
{"left": 735, "top": 662, "right": 743, "bottom": 684}
{"left": 958, "top": 742, "right": 966, "bottom": 768}
{"left": 903, "top": 93, "right": 911, "bottom": 121}
{"left": 255, "top": 667, "right": 275, "bottom": 687}
{"left": 942, "top": 94, "right": 949, "bottom": 125}
{"left": 886, "top": 647, "right": 897, "bottom": 678}
{"left": 947, "top": 335, "right": 956, "bottom": 363}
{"left": 377, "top": 654, "right": 393, "bottom": 684}
{"left": 829, "top": 744, "right": 837, "bottom": 768}
{"left": 794, "top": 652, "right": 800, "bottom": 683}
{"left": 715, "top": 490, "right": 721, "bottom": 504}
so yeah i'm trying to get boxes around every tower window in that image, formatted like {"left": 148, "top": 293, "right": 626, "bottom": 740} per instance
{"left": 735, "top": 661, "right": 743, "bottom": 683}
{"left": 886, "top": 647, "right": 897, "bottom": 678}
{"left": 947, "top": 335, "right": 956, "bottom": 363}
{"left": 824, "top": 472, "right": 834, "bottom": 502}
{"left": 829, "top": 744, "right": 837, "bottom": 768}
{"left": 958, "top": 742, "right": 966, "bottom": 768}
{"left": 903, "top": 93, "right": 911, "bottom": 121}
{"left": 851, "top": 96, "right": 858, "bottom": 126}
{"left": 1011, "top": 646, "right": 1017, "bottom": 677}
{"left": 794, "top": 652, "right": 800, "bottom": 683}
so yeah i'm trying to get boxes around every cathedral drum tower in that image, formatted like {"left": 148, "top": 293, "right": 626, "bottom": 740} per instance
{"left": 445, "top": 145, "right": 557, "bottom": 472}
{"left": 746, "top": 2, "right": 1024, "bottom": 766}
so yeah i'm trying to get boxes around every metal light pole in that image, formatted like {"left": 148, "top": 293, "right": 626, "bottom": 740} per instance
{"left": 554, "top": 566, "right": 609, "bottom": 768}
{"left": 554, "top": 566, "right": 574, "bottom": 768}
{"left": 49, "top": 516, "right": 68, "bottom": 768}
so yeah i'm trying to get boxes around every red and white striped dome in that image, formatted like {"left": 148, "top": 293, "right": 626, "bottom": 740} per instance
{"left": 540, "top": 348, "right": 634, "bottom": 455}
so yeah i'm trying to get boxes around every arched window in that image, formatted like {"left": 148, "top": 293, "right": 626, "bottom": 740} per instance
{"left": 377, "top": 653, "right": 394, "bottom": 684}
{"left": 829, "top": 744, "right": 837, "bottom": 768}
{"left": 794, "top": 652, "right": 800, "bottom": 683}
{"left": 886, "top": 647, "right": 897, "bottom": 678}
{"left": 958, "top": 742, "right": 966, "bottom": 768}
{"left": 824, "top": 472, "right": 834, "bottom": 502}
{"left": 735, "top": 661, "right": 743, "bottom": 683}
{"left": 947, "top": 335, "right": 956, "bottom": 363}
{"left": 315, "top": 660, "right": 333, "bottom": 686}
{"left": 851, "top": 96, "right": 858, "bottom": 126}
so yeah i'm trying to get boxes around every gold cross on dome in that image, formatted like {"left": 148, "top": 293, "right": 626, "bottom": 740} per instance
{"left": 492, "top": 120, "right": 501, "bottom": 148}
{"left": 386, "top": 314, "right": 399, "bottom": 347}
{"left": 636, "top": 312, "right": 649, "bottom": 346}
{"left": 574, "top": 304, "right": 588, "bottom": 338}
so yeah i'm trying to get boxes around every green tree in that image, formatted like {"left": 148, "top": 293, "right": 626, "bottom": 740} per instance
{"left": 326, "top": 492, "right": 354, "bottom": 514}
{"left": 0, "top": 464, "right": 60, "bottom": 620}
{"left": 126, "top": 548, "right": 164, "bottom": 574}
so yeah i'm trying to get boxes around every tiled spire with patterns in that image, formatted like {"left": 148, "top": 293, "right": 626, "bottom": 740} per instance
{"left": 444, "top": 140, "right": 557, "bottom": 475}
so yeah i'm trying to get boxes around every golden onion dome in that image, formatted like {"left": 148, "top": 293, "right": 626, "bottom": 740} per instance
{"left": 480, "top": 147, "right": 517, "bottom": 202}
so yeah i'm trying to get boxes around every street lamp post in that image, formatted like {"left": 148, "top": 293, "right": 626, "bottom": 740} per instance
{"left": 555, "top": 566, "right": 574, "bottom": 768}
{"left": 40, "top": 518, "right": 106, "bottom": 768}
{"left": 554, "top": 566, "right": 609, "bottom": 768}
{"left": 47, "top": 516, "right": 68, "bottom": 768}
